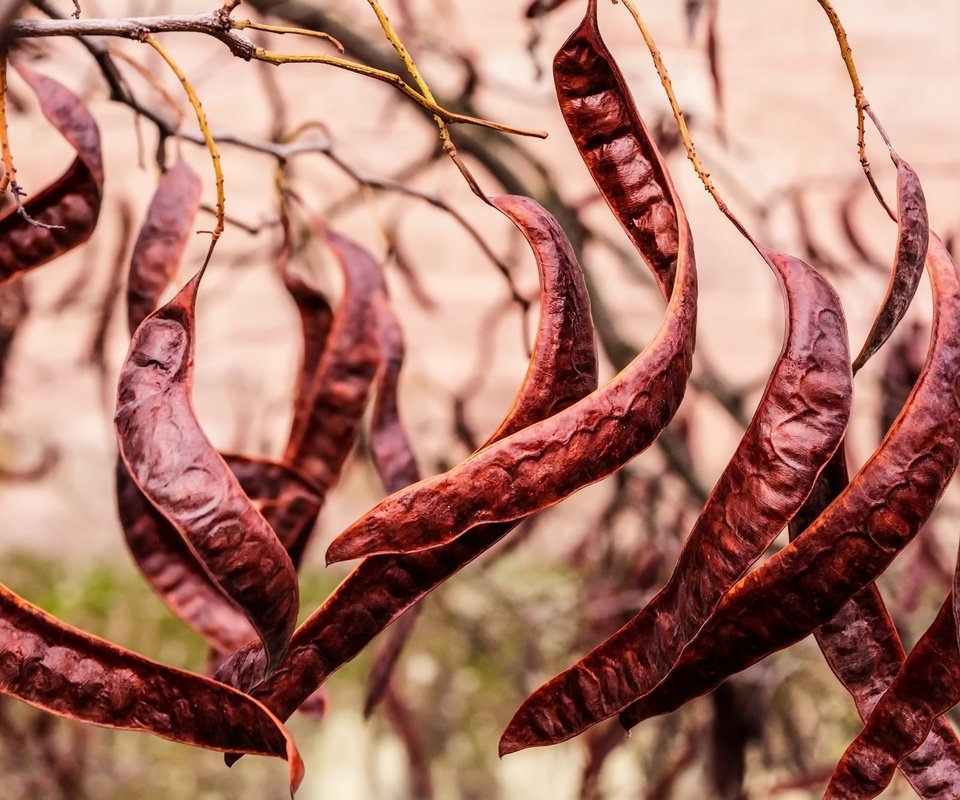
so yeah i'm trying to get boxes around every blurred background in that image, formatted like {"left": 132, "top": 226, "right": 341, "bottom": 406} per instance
{"left": 1, "top": 0, "right": 959, "bottom": 797}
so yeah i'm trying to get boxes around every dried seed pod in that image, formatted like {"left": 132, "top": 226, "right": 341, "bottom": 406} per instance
{"left": 215, "top": 196, "right": 599, "bottom": 729}
{"left": 789, "top": 449, "right": 960, "bottom": 797}
{"left": 282, "top": 266, "right": 334, "bottom": 453}
{"left": 0, "top": 66, "right": 103, "bottom": 282}
{"left": 114, "top": 270, "right": 299, "bottom": 672}
{"left": 824, "top": 593, "right": 960, "bottom": 799}
{"left": 127, "top": 159, "right": 202, "bottom": 335}
{"left": 323, "top": 22, "right": 698, "bottom": 563}
{"left": 620, "top": 234, "right": 960, "bottom": 733}
{"left": 0, "top": 582, "right": 303, "bottom": 794}
{"left": 500, "top": 244, "right": 852, "bottom": 752}
{"left": 117, "top": 454, "right": 321, "bottom": 656}
{"left": 369, "top": 291, "right": 420, "bottom": 496}
{"left": 554, "top": 0, "right": 680, "bottom": 301}
{"left": 283, "top": 228, "right": 383, "bottom": 498}
{"left": 362, "top": 288, "right": 423, "bottom": 716}
{"left": 852, "top": 154, "right": 928, "bottom": 372}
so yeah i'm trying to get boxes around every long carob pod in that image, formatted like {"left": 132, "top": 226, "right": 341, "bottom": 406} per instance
{"left": 0, "top": 66, "right": 103, "bottom": 282}
{"left": 117, "top": 454, "right": 321, "bottom": 655}
{"left": 620, "top": 233, "right": 960, "bottom": 733}
{"left": 500, "top": 246, "right": 851, "bottom": 751}
{"left": 789, "top": 450, "right": 960, "bottom": 798}
{"left": 851, "top": 154, "right": 927, "bottom": 372}
{"left": 824, "top": 592, "right": 960, "bottom": 799}
{"left": 363, "top": 287, "right": 424, "bottom": 717}
{"left": 114, "top": 269, "right": 299, "bottom": 673}
{"left": 214, "top": 195, "right": 599, "bottom": 729}
{"left": 497, "top": 0, "right": 852, "bottom": 751}
{"left": 127, "top": 159, "right": 202, "bottom": 335}
{"left": 783, "top": 158, "right": 960, "bottom": 796}
{"left": 283, "top": 227, "right": 383, "bottom": 500}
{"left": 0, "top": 582, "right": 303, "bottom": 794}
{"left": 282, "top": 265, "right": 334, "bottom": 455}
{"left": 323, "top": 27, "right": 698, "bottom": 564}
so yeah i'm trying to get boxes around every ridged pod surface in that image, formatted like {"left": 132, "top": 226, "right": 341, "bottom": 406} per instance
{"left": 214, "top": 196, "right": 599, "bottom": 728}
{"left": 0, "top": 66, "right": 103, "bottom": 282}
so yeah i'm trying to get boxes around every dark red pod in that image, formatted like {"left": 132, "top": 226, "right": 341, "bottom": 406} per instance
{"left": 0, "top": 66, "right": 103, "bottom": 282}
{"left": 620, "top": 234, "right": 960, "bottom": 735}
{"left": 117, "top": 454, "right": 321, "bottom": 655}
{"left": 0, "top": 582, "right": 303, "bottom": 793}
{"left": 215, "top": 196, "right": 599, "bottom": 729}
{"left": 500, "top": 243, "right": 852, "bottom": 752}
{"left": 852, "top": 154, "right": 928, "bottom": 372}
{"left": 824, "top": 593, "right": 960, "bottom": 799}
{"left": 127, "top": 159, "right": 202, "bottom": 335}
{"left": 283, "top": 228, "right": 383, "bottom": 499}
{"left": 114, "top": 269, "right": 299, "bottom": 672}
{"left": 789, "top": 449, "right": 960, "bottom": 798}
{"left": 323, "top": 75, "right": 698, "bottom": 564}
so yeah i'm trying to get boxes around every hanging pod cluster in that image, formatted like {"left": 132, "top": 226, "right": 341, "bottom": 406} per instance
{"left": 0, "top": 2, "right": 959, "bottom": 797}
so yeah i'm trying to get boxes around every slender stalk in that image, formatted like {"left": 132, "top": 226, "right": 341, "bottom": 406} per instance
{"left": 619, "top": 0, "right": 754, "bottom": 245}
{"left": 816, "top": 0, "right": 896, "bottom": 221}
{"left": 9, "top": 13, "right": 546, "bottom": 141}
{"left": 0, "top": 55, "right": 63, "bottom": 230}
{"left": 364, "top": 0, "right": 488, "bottom": 199}
{"left": 144, "top": 34, "right": 224, "bottom": 265}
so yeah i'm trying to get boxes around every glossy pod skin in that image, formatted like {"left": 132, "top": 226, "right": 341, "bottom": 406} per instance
{"left": 620, "top": 234, "right": 960, "bottom": 731}
{"left": 494, "top": 2, "right": 852, "bottom": 751}
{"left": 283, "top": 229, "right": 383, "bottom": 499}
{"left": 0, "top": 581, "right": 303, "bottom": 794}
{"left": 214, "top": 195, "right": 599, "bottom": 726}
{"left": 282, "top": 264, "right": 335, "bottom": 455}
{"left": 114, "top": 270, "right": 299, "bottom": 673}
{"left": 500, "top": 242, "right": 852, "bottom": 752}
{"left": 851, "top": 154, "right": 928, "bottom": 372}
{"left": 126, "top": 159, "right": 202, "bottom": 335}
{"left": 117, "top": 454, "right": 321, "bottom": 654}
{"left": 323, "top": 26, "right": 699, "bottom": 565}
{"left": 825, "top": 593, "right": 960, "bottom": 799}
{"left": 361, "top": 287, "right": 425, "bottom": 716}
{"left": 789, "top": 450, "right": 960, "bottom": 798}
{"left": 555, "top": 0, "right": 676, "bottom": 301}
{"left": 0, "top": 66, "right": 104, "bottom": 283}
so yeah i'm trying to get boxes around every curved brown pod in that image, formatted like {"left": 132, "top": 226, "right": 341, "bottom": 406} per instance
{"left": 117, "top": 454, "right": 321, "bottom": 655}
{"left": 0, "top": 66, "right": 103, "bottom": 282}
{"left": 824, "top": 593, "right": 960, "bottom": 799}
{"left": 620, "top": 233, "right": 960, "bottom": 732}
{"left": 283, "top": 228, "right": 383, "bottom": 498}
{"left": 499, "top": 246, "right": 851, "bottom": 753}
{"left": 323, "top": 56, "right": 698, "bottom": 564}
{"left": 282, "top": 266, "right": 334, "bottom": 454}
{"left": 114, "top": 270, "right": 299, "bottom": 672}
{"left": 361, "top": 290, "right": 423, "bottom": 716}
{"left": 852, "top": 153, "right": 928, "bottom": 372}
{"left": 127, "top": 159, "right": 202, "bottom": 335}
{"left": 369, "top": 291, "right": 420, "bottom": 496}
{"left": 789, "top": 450, "right": 960, "bottom": 798}
{"left": 214, "top": 196, "right": 599, "bottom": 727}
{"left": 554, "top": 0, "right": 677, "bottom": 301}
{"left": 0, "top": 582, "right": 303, "bottom": 794}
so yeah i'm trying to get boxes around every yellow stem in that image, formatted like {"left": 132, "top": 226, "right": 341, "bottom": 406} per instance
{"left": 0, "top": 55, "right": 13, "bottom": 197}
{"left": 233, "top": 19, "right": 345, "bottom": 53}
{"left": 366, "top": 0, "right": 489, "bottom": 199}
{"left": 145, "top": 34, "right": 224, "bottom": 262}
{"left": 254, "top": 48, "right": 545, "bottom": 141}
{"left": 619, "top": 0, "right": 753, "bottom": 243}
{"left": 816, "top": 0, "right": 895, "bottom": 220}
